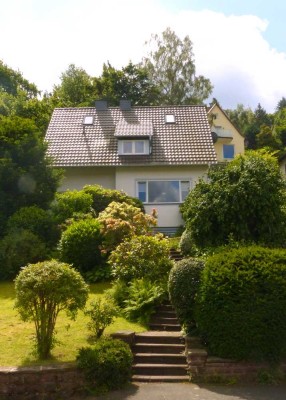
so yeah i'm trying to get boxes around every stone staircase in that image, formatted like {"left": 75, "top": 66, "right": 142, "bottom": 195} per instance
{"left": 169, "top": 248, "right": 184, "bottom": 262}
{"left": 132, "top": 303, "right": 189, "bottom": 382}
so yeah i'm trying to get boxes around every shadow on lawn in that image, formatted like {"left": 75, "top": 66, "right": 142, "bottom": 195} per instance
{"left": 0, "top": 281, "right": 15, "bottom": 299}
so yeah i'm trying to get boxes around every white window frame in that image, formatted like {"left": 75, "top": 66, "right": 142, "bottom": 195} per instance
{"left": 118, "top": 139, "right": 150, "bottom": 155}
{"left": 136, "top": 179, "right": 191, "bottom": 204}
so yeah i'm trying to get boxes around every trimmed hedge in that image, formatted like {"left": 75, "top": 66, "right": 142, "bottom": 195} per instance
{"left": 196, "top": 246, "right": 286, "bottom": 362}
{"left": 168, "top": 257, "right": 204, "bottom": 332}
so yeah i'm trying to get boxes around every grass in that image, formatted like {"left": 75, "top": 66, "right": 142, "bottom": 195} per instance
{"left": 0, "top": 281, "right": 145, "bottom": 367}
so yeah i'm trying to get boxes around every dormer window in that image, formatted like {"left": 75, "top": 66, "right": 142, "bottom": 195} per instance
{"left": 118, "top": 139, "right": 150, "bottom": 155}
{"left": 165, "top": 114, "right": 175, "bottom": 123}
{"left": 83, "top": 116, "right": 94, "bottom": 125}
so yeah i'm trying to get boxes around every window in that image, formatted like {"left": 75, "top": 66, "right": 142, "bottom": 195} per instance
{"left": 118, "top": 140, "right": 150, "bottom": 155}
{"left": 137, "top": 180, "right": 191, "bottom": 203}
{"left": 165, "top": 114, "right": 175, "bottom": 123}
{"left": 83, "top": 116, "right": 94, "bottom": 125}
{"left": 223, "top": 144, "right": 234, "bottom": 159}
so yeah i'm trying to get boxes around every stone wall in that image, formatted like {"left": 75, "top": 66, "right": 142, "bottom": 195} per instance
{"left": 0, "top": 364, "right": 85, "bottom": 400}
{"left": 186, "top": 336, "right": 286, "bottom": 383}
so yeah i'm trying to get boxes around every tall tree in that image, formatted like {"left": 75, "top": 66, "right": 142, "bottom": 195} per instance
{"left": 244, "top": 103, "right": 272, "bottom": 149}
{"left": 95, "top": 62, "right": 161, "bottom": 106}
{"left": 51, "top": 64, "right": 97, "bottom": 107}
{"left": 142, "top": 27, "right": 213, "bottom": 105}
{"left": 276, "top": 97, "right": 286, "bottom": 112}
{"left": 226, "top": 104, "right": 254, "bottom": 134}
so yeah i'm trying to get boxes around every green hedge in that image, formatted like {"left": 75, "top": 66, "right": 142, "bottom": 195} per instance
{"left": 196, "top": 246, "right": 286, "bottom": 362}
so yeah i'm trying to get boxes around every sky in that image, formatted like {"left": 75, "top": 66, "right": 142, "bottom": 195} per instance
{"left": 1, "top": 0, "right": 286, "bottom": 112}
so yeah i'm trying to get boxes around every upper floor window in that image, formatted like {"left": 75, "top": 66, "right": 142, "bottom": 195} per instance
{"left": 223, "top": 144, "right": 234, "bottom": 159}
{"left": 137, "top": 180, "right": 191, "bottom": 203}
{"left": 118, "top": 139, "right": 150, "bottom": 155}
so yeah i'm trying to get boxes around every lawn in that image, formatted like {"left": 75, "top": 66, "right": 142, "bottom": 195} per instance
{"left": 0, "top": 281, "right": 145, "bottom": 367}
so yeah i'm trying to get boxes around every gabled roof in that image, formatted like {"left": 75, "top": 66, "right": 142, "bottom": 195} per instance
{"left": 45, "top": 105, "right": 217, "bottom": 167}
{"left": 207, "top": 103, "right": 244, "bottom": 138}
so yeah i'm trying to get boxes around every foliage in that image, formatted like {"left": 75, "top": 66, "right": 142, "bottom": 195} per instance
{"left": 104, "top": 280, "right": 129, "bottom": 309}
{"left": 51, "top": 190, "right": 93, "bottom": 225}
{"left": 51, "top": 64, "right": 97, "bottom": 107}
{"left": 98, "top": 201, "right": 157, "bottom": 252}
{"left": 7, "top": 205, "right": 59, "bottom": 247}
{"left": 0, "top": 230, "right": 47, "bottom": 280}
{"left": 0, "top": 115, "right": 62, "bottom": 236}
{"left": 59, "top": 218, "right": 104, "bottom": 273}
{"left": 179, "top": 229, "right": 197, "bottom": 256}
{"left": 76, "top": 337, "right": 133, "bottom": 392}
{"left": 109, "top": 234, "right": 173, "bottom": 283}
{"left": 14, "top": 260, "right": 89, "bottom": 359}
{"left": 123, "top": 278, "right": 165, "bottom": 325}
{"left": 95, "top": 61, "right": 161, "bottom": 106}
{"left": 196, "top": 246, "right": 286, "bottom": 362}
{"left": 83, "top": 184, "right": 144, "bottom": 213}
{"left": 181, "top": 151, "right": 286, "bottom": 249}
{"left": 168, "top": 258, "right": 204, "bottom": 333}
{"left": 84, "top": 298, "right": 119, "bottom": 339}
{"left": 142, "top": 27, "right": 212, "bottom": 105}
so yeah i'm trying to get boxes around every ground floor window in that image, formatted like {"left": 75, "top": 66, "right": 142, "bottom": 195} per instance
{"left": 137, "top": 180, "right": 191, "bottom": 203}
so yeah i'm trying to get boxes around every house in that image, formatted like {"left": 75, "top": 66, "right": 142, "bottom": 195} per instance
{"left": 207, "top": 103, "right": 245, "bottom": 162}
{"left": 45, "top": 100, "right": 217, "bottom": 234}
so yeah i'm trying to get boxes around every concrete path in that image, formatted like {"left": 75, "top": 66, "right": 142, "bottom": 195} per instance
{"left": 72, "top": 382, "right": 286, "bottom": 400}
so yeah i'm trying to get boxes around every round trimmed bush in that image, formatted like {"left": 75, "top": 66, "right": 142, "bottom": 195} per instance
{"left": 7, "top": 206, "right": 59, "bottom": 247}
{"left": 51, "top": 190, "right": 93, "bottom": 224}
{"left": 76, "top": 337, "right": 133, "bottom": 391}
{"left": 0, "top": 230, "right": 47, "bottom": 279}
{"left": 168, "top": 257, "right": 204, "bottom": 332}
{"left": 196, "top": 246, "right": 286, "bottom": 362}
{"left": 179, "top": 229, "right": 197, "bottom": 256}
{"left": 59, "top": 218, "right": 104, "bottom": 273}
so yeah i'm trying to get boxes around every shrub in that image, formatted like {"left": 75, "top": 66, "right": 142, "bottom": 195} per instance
{"left": 84, "top": 298, "right": 119, "bottom": 339}
{"left": 124, "top": 278, "right": 165, "bottom": 324}
{"left": 0, "top": 230, "right": 47, "bottom": 280}
{"left": 179, "top": 229, "right": 197, "bottom": 256}
{"left": 105, "top": 280, "right": 129, "bottom": 308}
{"left": 15, "top": 260, "right": 89, "bottom": 359}
{"left": 181, "top": 151, "right": 286, "bottom": 249}
{"left": 7, "top": 206, "right": 59, "bottom": 247}
{"left": 109, "top": 235, "right": 173, "bottom": 283}
{"left": 76, "top": 337, "right": 133, "bottom": 392}
{"left": 98, "top": 201, "right": 157, "bottom": 252}
{"left": 196, "top": 246, "right": 286, "bottom": 362}
{"left": 51, "top": 190, "right": 93, "bottom": 224}
{"left": 59, "top": 218, "right": 104, "bottom": 273}
{"left": 168, "top": 257, "right": 204, "bottom": 333}
{"left": 83, "top": 184, "right": 144, "bottom": 213}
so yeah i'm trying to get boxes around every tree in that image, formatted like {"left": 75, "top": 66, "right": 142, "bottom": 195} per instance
{"left": 51, "top": 64, "right": 97, "bottom": 107}
{"left": 244, "top": 103, "right": 273, "bottom": 149}
{"left": 276, "top": 96, "right": 286, "bottom": 112}
{"left": 225, "top": 103, "right": 254, "bottom": 134}
{"left": 181, "top": 151, "right": 286, "bottom": 249}
{"left": 95, "top": 62, "right": 161, "bottom": 106}
{"left": 0, "top": 116, "right": 62, "bottom": 235}
{"left": 0, "top": 59, "right": 38, "bottom": 97}
{"left": 142, "top": 27, "right": 213, "bottom": 105}
{"left": 15, "top": 260, "right": 89, "bottom": 359}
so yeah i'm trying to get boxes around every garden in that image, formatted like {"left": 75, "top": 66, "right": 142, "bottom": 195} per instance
{"left": 1, "top": 151, "right": 286, "bottom": 393}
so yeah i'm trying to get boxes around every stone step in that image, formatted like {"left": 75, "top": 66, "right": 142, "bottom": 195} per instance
{"left": 133, "top": 343, "right": 185, "bottom": 354}
{"left": 150, "top": 317, "right": 179, "bottom": 324}
{"left": 134, "top": 332, "right": 184, "bottom": 344}
{"left": 149, "top": 323, "right": 181, "bottom": 331}
{"left": 134, "top": 353, "right": 186, "bottom": 364}
{"left": 133, "top": 363, "right": 188, "bottom": 376}
{"left": 132, "top": 375, "right": 189, "bottom": 382}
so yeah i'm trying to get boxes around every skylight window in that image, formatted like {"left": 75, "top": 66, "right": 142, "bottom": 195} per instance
{"left": 83, "top": 116, "right": 94, "bottom": 125}
{"left": 165, "top": 114, "right": 175, "bottom": 123}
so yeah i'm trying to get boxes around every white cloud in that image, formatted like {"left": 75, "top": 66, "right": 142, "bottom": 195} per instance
{"left": 1, "top": 0, "right": 286, "bottom": 111}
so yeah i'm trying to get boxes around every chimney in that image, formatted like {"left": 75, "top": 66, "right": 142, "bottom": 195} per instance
{"left": 95, "top": 100, "right": 108, "bottom": 110}
{"left": 120, "top": 99, "right": 131, "bottom": 111}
